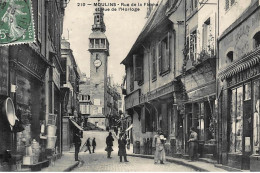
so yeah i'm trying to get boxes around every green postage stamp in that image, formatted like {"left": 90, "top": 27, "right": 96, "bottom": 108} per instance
{"left": 0, "top": 0, "right": 34, "bottom": 45}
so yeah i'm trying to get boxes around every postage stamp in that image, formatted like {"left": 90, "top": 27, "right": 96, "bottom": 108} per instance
{"left": 0, "top": 0, "right": 35, "bottom": 46}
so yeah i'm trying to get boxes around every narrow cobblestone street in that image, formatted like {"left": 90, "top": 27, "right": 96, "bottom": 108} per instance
{"left": 74, "top": 152, "right": 196, "bottom": 172}
{"left": 72, "top": 131, "right": 195, "bottom": 172}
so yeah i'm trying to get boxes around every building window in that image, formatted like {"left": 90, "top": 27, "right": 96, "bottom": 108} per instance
{"left": 202, "top": 18, "right": 214, "bottom": 54}
{"left": 227, "top": 51, "right": 233, "bottom": 63}
{"left": 133, "top": 54, "right": 144, "bottom": 84}
{"left": 151, "top": 46, "right": 157, "bottom": 80}
{"left": 80, "top": 104, "right": 90, "bottom": 114}
{"left": 225, "top": 0, "right": 235, "bottom": 11}
{"left": 190, "top": 0, "right": 198, "bottom": 12}
{"left": 98, "top": 107, "right": 103, "bottom": 114}
{"left": 159, "top": 32, "right": 171, "bottom": 75}
{"left": 189, "top": 30, "right": 197, "bottom": 62}
{"left": 229, "top": 86, "right": 243, "bottom": 153}
{"left": 94, "top": 99, "right": 101, "bottom": 105}
{"left": 253, "top": 32, "right": 260, "bottom": 48}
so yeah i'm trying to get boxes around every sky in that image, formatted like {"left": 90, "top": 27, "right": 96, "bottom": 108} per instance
{"left": 63, "top": 0, "right": 158, "bottom": 85}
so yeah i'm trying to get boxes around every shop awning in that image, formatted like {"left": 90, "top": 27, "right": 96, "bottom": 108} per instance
{"left": 218, "top": 47, "right": 260, "bottom": 80}
{"left": 125, "top": 124, "right": 133, "bottom": 132}
{"left": 69, "top": 118, "right": 83, "bottom": 131}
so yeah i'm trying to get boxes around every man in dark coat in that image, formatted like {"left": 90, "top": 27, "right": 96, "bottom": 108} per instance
{"left": 92, "top": 137, "right": 96, "bottom": 153}
{"left": 84, "top": 138, "right": 92, "bottom": 154}
{"left": 73, "top": 130, "right": 82, "bottom": 161}
{"left": 106, "top": 132, "right": 114, "bottom": 158}
{"left": 118, "top": 133, "right": 129, "bottom": 162}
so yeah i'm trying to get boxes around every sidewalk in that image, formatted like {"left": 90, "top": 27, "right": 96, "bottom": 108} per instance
{"left": 127, "top": 153, "right": 227, "bottom": 172}
{"left": 41, "top": 152, "right": 80, "bottom": 172}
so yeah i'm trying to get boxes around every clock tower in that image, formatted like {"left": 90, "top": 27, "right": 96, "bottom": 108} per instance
{"left": 88, "top": 5, "right": 109, "bottom": 129}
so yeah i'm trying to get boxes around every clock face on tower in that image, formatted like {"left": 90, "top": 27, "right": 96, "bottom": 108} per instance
{"left": 94, "top": 59, "right": 102, "bottom": 67}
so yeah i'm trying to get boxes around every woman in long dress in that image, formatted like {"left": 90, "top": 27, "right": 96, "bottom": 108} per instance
{"left": 153, "top": 130, "right": 166, "bottom": 164}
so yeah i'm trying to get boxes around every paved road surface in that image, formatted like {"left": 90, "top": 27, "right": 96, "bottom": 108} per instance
{"left": 73, "top": 130, "right": 195, "bottom": 172}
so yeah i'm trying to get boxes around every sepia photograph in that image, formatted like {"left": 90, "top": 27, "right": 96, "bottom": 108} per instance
{"left": 0, "top": 0, "right": 260, "bottom": 172}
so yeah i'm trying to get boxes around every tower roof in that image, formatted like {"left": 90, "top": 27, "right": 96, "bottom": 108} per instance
{"left": 89, "top": 31, "right": 107, "bottom": 39}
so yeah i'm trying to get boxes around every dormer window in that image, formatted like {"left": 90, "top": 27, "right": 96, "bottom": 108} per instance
{"left": 253, "top": 32, "right": 260, "bottom": 48}
{"left": 227, "top": 51, "right": 233, "bottom": 63}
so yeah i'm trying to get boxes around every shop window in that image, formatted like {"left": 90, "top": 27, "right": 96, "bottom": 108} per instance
{"left": 253, "top": 32, "right": 260, "bottom": 48}
{"left": 227, "top": 51, "right": 233, "bottom": 63}
{"left": 198, "top": 102, "right": 205, "bottom": 140}
{"left": 158, "top": 32, "right": 171, "bottom": 75}
{"left": 253, "top": 80, "right": 260, "bottom": 154}
{"left": 229, "top": 86, "right": 243, "bottom": 153}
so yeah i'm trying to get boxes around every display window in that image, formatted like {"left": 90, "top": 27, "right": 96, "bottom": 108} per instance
{"left": 230, "top": 86, "right": 243, "bottom": 153}
{"left": 253, "top": 80, "right": 260, "bottom": 154}
{"left": 198, "top": 102, "right": 205, "bottom": 140}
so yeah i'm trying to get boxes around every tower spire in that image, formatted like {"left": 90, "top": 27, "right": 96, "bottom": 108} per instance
{"left": 92, "top": 0, "right": 106, "bottom": 32}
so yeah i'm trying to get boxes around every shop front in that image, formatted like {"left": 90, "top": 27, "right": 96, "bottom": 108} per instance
{"left": 8, "top": 45, "right": 50, "bottom": 170}
{"left": 181, "top": 58, "right": 217, "bottom": 159}
{"left": 218, "top": 47, "right": 260, "bottom": 170}
{"left": 139, "top": 81, "right": 181, "bottom": 156}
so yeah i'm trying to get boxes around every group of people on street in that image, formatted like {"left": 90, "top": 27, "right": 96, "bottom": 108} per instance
{"left": 83, "top": 137, "right": 96, "bottom": 154}
{"left": 73, "top": 127, "right": 198, "bottom": 163}
{"left": 105, "top": 132, "right": 129, "bottom": 162}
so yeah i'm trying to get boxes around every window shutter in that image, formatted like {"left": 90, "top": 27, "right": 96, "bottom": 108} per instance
{"left": 202, "top": 24, "right": 206, "bottom": 50}
{"left": 152, "top": 47, "right": 157, "bottom": 79}
{"left": 141, "top": 106, "right": 146, "bottom": 133}
{"left": 158, "top": 42, "right": 162, "bottom": 74}
{"left": 166, "top": 32, "right": 170, "bottom": 70}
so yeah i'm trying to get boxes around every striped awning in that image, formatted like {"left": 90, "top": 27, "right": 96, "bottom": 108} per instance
{"left": 218, "top": 47, "right": 260, "bottom": 80}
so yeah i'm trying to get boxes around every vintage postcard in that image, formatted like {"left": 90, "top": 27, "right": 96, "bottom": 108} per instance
{"left": 0, "top": 0, "right": 259, "bottom": 172}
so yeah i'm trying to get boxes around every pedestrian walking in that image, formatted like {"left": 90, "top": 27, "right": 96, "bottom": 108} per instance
{"left": 118, "top": 133, "right": 129, "bottom": 162}
{"left": 84, "top": 138, "right": 92, "bottom": 154}
{"left": 153, "top": 130, "right": 166, "bottom": 164}
{"left": 106, "top": 132, "right": 114, "bottom": 158}
{"left": 92, "top": 137, "right": 96, "bottom": 153}
{"left": 188, "top": 127, "right": 198, "bottom": 161}
{"left": 73, "top": 130, "right": 82, "bottom": 161}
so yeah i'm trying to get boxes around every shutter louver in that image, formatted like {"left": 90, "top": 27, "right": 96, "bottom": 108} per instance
{"left": 141, "top": 106, "right": 146, "bottom": 133}
{"left": 166, "top": 32, "right": 170, "bottom": 70}
{"left": 158, "top": 42, "right": 162, "bottom": 74}
{"left": 202, "top": 24, "right": 206, "bottom": 50}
